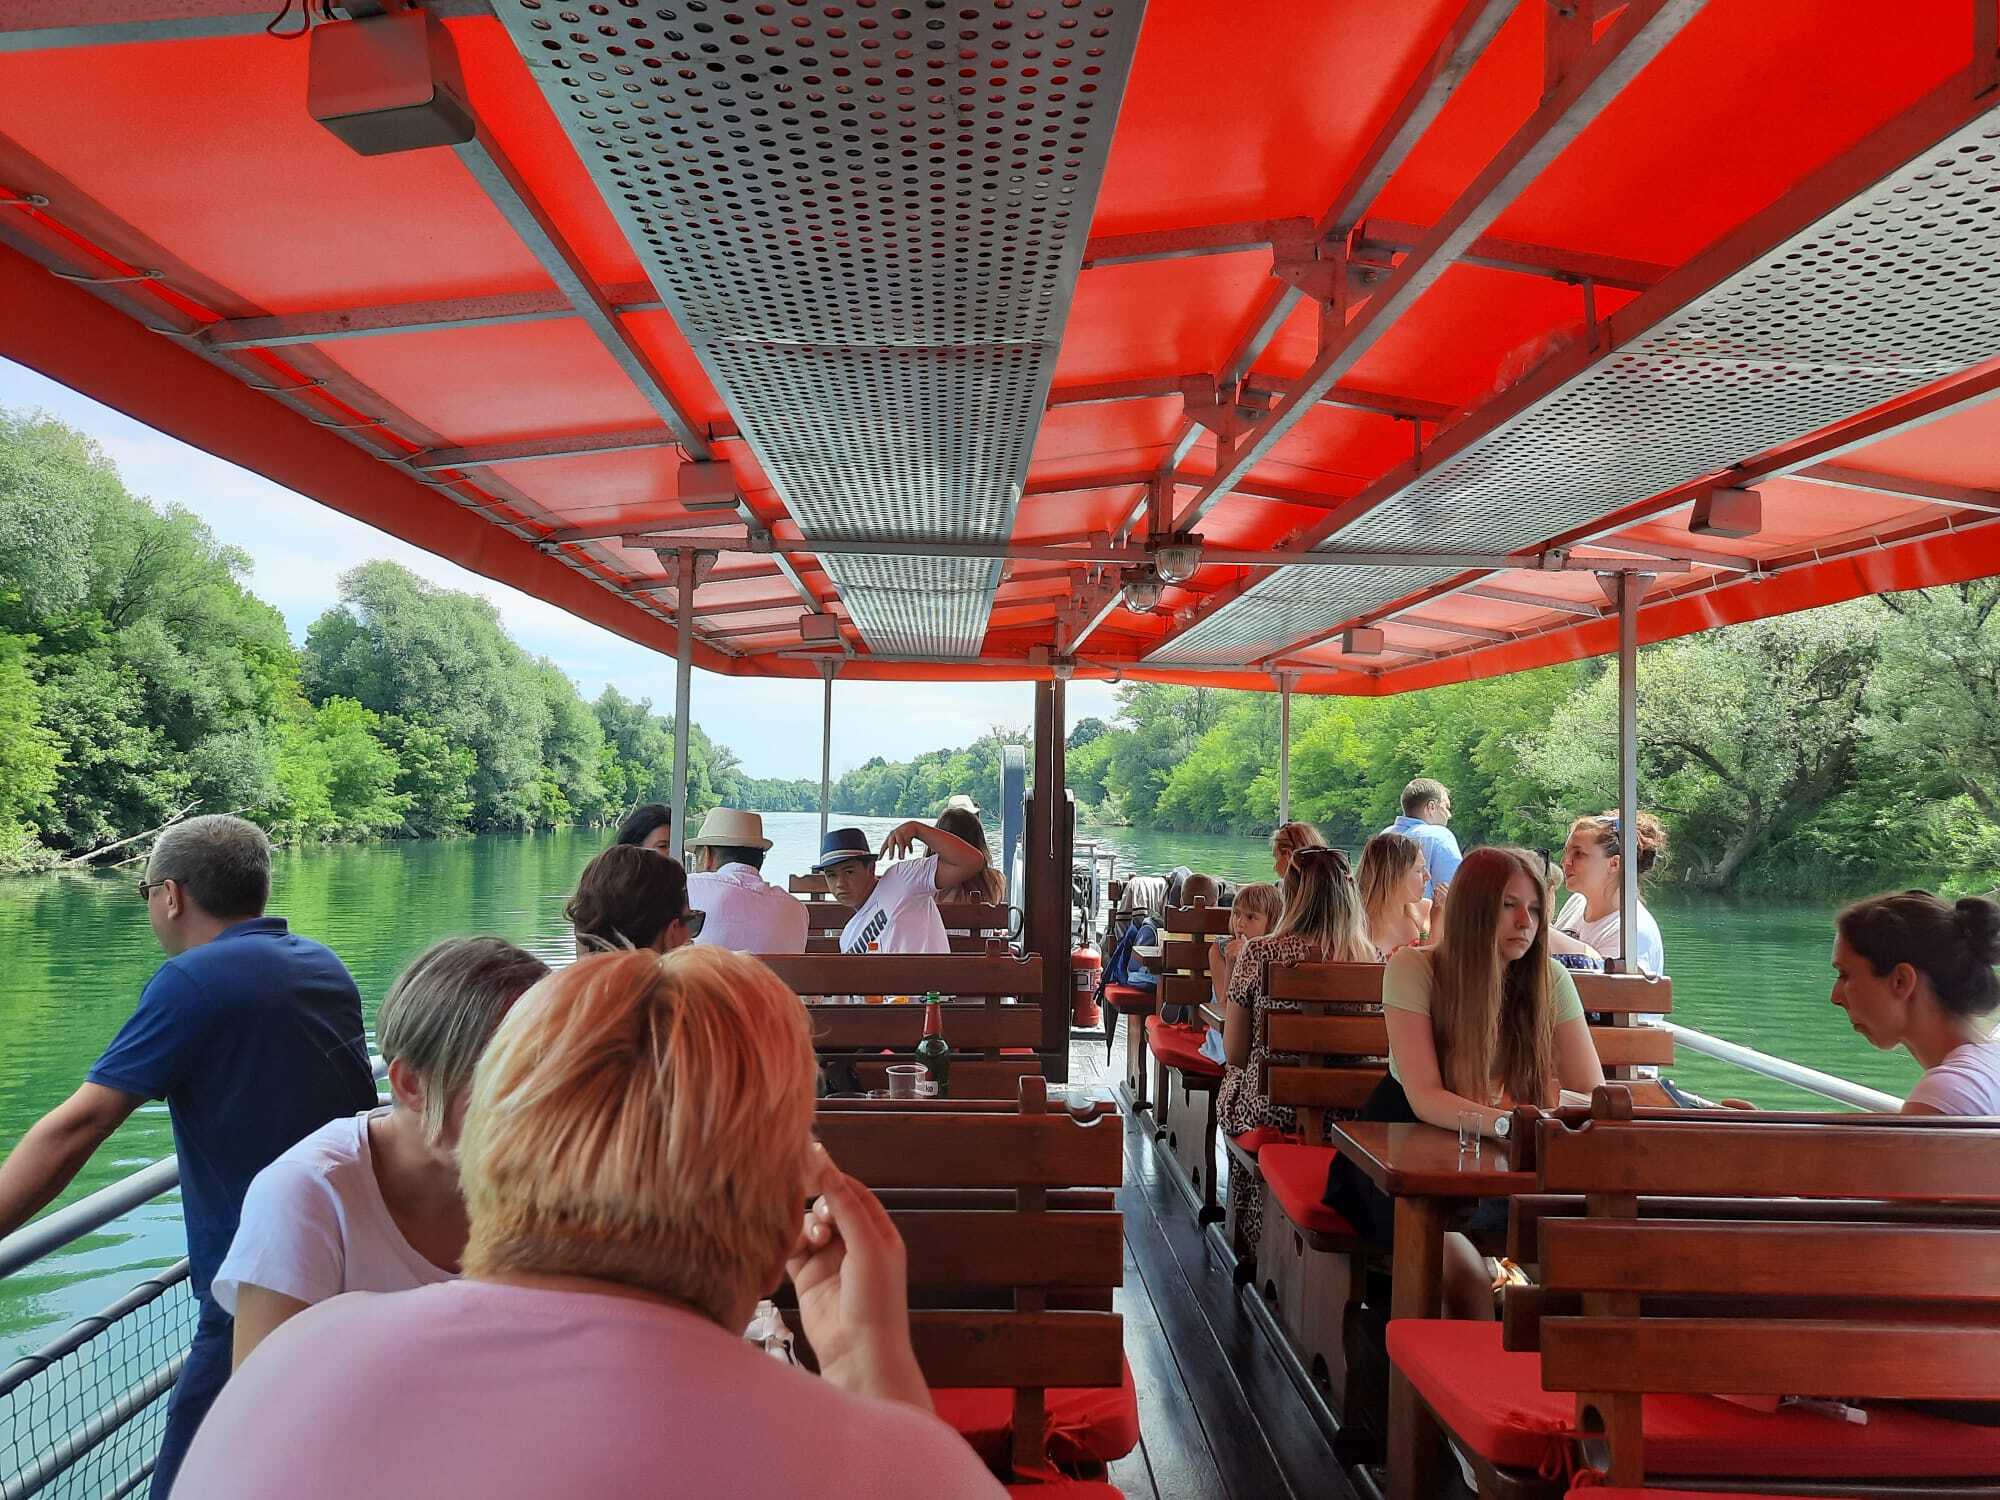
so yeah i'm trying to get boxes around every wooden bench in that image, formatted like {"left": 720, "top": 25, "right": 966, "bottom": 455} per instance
{"left": 757, "top": 952, "right": 1046, "bottom": 1099}
{"left": 1390, "top": 1089, "right": 2000, "bottom": 1500}
{"left": 800, "top": 1078, "right": 1132, "bottom": 1484}
{"left": 1145, "top": 902, "right": 1233, "bottom": 1223}
{"left": 1242, "top": 962, "right": 1389, "bottom": 1415}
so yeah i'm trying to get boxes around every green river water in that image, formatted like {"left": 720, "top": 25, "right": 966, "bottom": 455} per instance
{"left": 0, "top": 815, "right": 1919, "bottom": 1362}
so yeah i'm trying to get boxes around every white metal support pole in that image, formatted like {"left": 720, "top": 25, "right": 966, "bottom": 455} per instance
{"left": 670, "top": 547, "right": 695, "bottom": 867}
{"left": 817, "top": 659, "right": 835, "bottom": 839}
{"left": 1615, "top": 572, "right": 1642, "bottom": 974}
{"left": 1274, "top": 671, "right": 1296, "bottom": 824}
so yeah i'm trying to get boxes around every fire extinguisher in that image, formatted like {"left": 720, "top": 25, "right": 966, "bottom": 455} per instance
{"left": 1071, "top": 944, "right": 1102, "bottom": 1029}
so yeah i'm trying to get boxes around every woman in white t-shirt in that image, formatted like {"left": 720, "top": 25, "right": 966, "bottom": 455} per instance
{"left": 1831, "top": 890, "right": 2000, "bottom": 1115}
{"left": 1553, "top": 810, "right": 1668, "bottom": 975}
{"left": 214, "top": 936, "right": 548, "bottom": 1368}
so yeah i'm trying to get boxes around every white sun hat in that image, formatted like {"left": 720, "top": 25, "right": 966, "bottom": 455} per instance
{"left": 686, "top": 807, "right": 772, "bottom": 850}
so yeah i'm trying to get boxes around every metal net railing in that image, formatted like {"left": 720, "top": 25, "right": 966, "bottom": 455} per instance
{"left": 0, "top": 1262, "right": 195, "bottom": 1500}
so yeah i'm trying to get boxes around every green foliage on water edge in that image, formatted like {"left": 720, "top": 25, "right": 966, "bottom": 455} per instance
{"left": 0, "top": 410, "right": 750, "bottom": 869}
{"left": 1072, "top": 585, "right": 2000, "bottom": 897}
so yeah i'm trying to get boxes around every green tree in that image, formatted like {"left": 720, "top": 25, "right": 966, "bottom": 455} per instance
{"left": 0, "top": 632, "right": 60, "bottom": 869}
{"left": 1522, "top": 604, "right": 1880, "bottom": 890}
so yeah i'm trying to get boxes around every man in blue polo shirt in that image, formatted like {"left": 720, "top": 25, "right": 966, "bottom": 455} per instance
{"left": 0, "top": 815, "right": 375, "bottom": 1498}
{"left": 1382, "top": 776, "right": 1465, "bottom": 902}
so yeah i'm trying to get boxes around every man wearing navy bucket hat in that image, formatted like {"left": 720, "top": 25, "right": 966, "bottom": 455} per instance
{"left": 815, "top": 819, "right": 987, "bottom": 956}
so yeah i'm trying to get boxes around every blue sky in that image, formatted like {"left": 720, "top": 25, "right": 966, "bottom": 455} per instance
{"left": 0, "top": 358, "right": 1118, "bottom": 779}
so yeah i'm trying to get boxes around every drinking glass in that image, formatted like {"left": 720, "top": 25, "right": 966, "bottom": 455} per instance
{"left": 886, "top": 1063, "right": 925, "bottom": 1100}
{"left": 1456, "top": 1110, "right": 1482, "bottom": 1157}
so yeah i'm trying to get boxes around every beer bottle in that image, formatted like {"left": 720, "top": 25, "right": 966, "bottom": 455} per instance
{"left": 915, "top": 991, "right": 952, "bottom": 1098}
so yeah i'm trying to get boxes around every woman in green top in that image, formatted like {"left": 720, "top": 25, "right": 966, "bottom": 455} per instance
{"left": 1326, "top": 846, "right": 1604, "bottom": 1318}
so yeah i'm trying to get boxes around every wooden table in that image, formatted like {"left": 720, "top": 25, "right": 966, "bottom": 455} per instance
{"left": 1329, "top": 1121, "right": 1533, "bottom": 1500}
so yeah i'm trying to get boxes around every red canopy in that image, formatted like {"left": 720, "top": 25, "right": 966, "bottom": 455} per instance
{"left": 2, "top": 1, "right": 1996, "bottom": 691}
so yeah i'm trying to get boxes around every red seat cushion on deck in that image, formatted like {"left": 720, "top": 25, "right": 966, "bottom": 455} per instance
{"left": 1257, "top": 1144, "right": 1359, "bottom": 1240}
{"left": 933, "top": 1354, "right": 1140, "bottom": 1470}
{"left": 1143, "top": 1016, "right": 1223, "bottom": 1078}
{"left": 1228, "top": 1125, "right": 1294, "bottom": 1157}
{"left": 1102, "top": 983, "right": 1155, "bottom": 1014}
{"left": 1572, "top": 1490, "right": 1851, "bottom": 1499}
{"left": 1389, "top": 1320, "right": 2000, "bottom": 1479}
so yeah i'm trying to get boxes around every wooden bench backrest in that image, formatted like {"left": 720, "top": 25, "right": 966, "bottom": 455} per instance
{"left": 1570, "top": 970, "right": 1673, "bottom": 1016}
{"left": 768, "top": 953, "right": 1043, "bottom": 1066}
{"left": 790, "top": 872, "right": 832, "bottom": 898}
{"left": 1509, "top": 1093, "right": 2000, "bottom": 1487}
{"left": 803, "top": 1078, "right": 1125, "bottom": 1474}
{"left": 1256, "top": 963, "right": 1390, "bottom": 1134}
{"left": 802, "top": 900, "right": 1010, "bottom": 934}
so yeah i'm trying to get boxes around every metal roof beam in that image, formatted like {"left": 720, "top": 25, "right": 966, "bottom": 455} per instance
{"left": 0, "top": 1, "right": 492, "bottom": 51}
{"left": 1170, "top": 0, "right": 1702, "bottom": 536}
{"left": 196, "top": 284, "right": 666, "bottom": 350}
{"left": 1080, "top": 217, "right": 1314, "bottom": 270}
{"left": 1239, "top": 378, "right": 1459, "bottom": 425}
{"left": 539, "top": 516, "right": 746, "bottom": 546}
{"left": 1590, "top": 536, "right": 1757, "bottom": 570}
{"left": 1384, "top": 614, "right": 1516, "bottom": 643}
{"left": 409, "top": 428, "right": 685, "bottom": 473}
{"left": 1354, "top": 217, "right": 1671, "bottom": 292}
{"left": 1790, "top": 463, "right": 2000, "bottom": 514}
{"left": 1463, "top": 584, "right": 1602, "bottom": 617}
{"left": 627, "top": 563, "right": 777, "bottom": 592}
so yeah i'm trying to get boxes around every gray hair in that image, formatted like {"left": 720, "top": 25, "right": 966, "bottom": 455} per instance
{"left": 377, "top": 937, "right": 551, "bottom": 1144}
{"left": 148, "top": 815, "right": 271, "bottom": 920}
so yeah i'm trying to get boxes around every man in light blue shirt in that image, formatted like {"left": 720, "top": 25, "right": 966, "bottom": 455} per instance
{"left": 1382, "top": 776, "right": 1463, "bottom": 901}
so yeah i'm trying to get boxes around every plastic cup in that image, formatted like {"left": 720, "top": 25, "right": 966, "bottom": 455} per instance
{"left": 886, "top": 1064, "right": 925, "bottom": 1100}
{"left": 1457, "top": 1110, "right": 1482, "bottom": 1156}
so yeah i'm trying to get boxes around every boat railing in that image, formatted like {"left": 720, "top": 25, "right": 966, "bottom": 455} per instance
{"left": 1661, "top": 1021, "right": 1902, "bottom": 1112}
{"left": 0, "top": 1058, "right": 386, "bottom": 1500}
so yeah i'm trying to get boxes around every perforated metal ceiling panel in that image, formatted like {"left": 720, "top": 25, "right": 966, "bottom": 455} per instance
{"left": 1150, "top": 108, "right": 2000, "bottom": 667}
{"left": 491, "top": 0, "right": 1147, "bottom": 656}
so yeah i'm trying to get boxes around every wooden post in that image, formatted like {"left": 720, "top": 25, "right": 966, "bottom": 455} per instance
{"left": 1027, "top": 678, "right": 1073, "bottom": 1081}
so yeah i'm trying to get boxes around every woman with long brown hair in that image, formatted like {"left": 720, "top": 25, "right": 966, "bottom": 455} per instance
{"left": 1218, "top": 845, "right": 1375, "bottom": 1257}
{"left": 1327, "top": 846, "right": 1603, "bottom": 1317}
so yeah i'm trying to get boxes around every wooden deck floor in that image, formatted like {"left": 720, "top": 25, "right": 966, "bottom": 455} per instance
{"left": 1066, "top": 1034, "right": 1360, "bottom": 1500}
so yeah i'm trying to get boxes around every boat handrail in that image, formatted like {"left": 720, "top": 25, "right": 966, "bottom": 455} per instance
{"left": 0, "top": 1055, "right": 387, "bottom": 1283}
{"left": 1660, "top": 1021, "right": 1902, "bottom": 1112}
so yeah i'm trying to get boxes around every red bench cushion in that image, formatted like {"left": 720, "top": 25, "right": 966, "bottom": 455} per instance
{"left": 1390, "top": 1320, "right": 2000, "bottom": 1479}
{"left": 1102, "top": 983, "right": 1155, "bottom": 1015}
{"left": 1228, "top": 1124, "right": 1293, "bottom": 1157}
{"left": 1144, "top": 1016, "right": 1223, "bottom": 1078}
{"left": 1573, "top": 1490, "right": 1851, "bottom": 1499}
{"left": 1006, "top": 1485, "right": 1125, "bottom": 1497}
{"left": 1257, "top": 1144, "right": 1359, "bottom": 1240}
{"left": 933, "top": 1355, "right": 1140, "bottom": 1470}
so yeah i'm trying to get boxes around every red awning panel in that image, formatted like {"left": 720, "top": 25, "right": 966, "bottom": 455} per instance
{"left": 0, "top": 1, "right": 1993, "bottom": 690}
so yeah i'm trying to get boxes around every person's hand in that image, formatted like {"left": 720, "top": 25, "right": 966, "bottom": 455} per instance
{"left": 879, "top": 821, "right": 922, "bottom": 861}
{"left": 1720, "top": 1098, "right": 1759, "bottom": 1111}
{"left": 787, "top": 1145, "right": 931, "bottom": 1413}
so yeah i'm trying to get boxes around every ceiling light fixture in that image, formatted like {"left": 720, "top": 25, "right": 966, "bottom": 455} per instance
{"left": 1121, "top": 568, "right": 1164, "bottom": 613}
{"left": 1150, "top": 535, "right": 1204, "bottom": 585}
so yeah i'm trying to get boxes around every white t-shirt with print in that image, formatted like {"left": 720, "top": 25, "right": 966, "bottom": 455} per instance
{"left": 1906, "top": 1040, "right": 2000, "bottom": 1116}
{"left": 1555, "top": 893, "right": 1666, "bottom": 976}
{"left": 212, "top": 1108, "right": 454, "bottom": 1316}
{"left": 839, "top": 855, "right": 948, "bottom": 955}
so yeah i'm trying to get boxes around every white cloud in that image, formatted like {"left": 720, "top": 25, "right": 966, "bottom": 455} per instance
{"left": 2, "top": 360, "right": 1123, "bottom": 778}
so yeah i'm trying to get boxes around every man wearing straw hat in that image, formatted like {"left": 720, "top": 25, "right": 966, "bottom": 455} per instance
{"left": 685, "top": 808, "right": 810, "bottom": 955}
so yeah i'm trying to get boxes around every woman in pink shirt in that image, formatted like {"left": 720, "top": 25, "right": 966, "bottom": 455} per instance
{"left": 177, "top": 947, "right": 1004, "bottom": 1500}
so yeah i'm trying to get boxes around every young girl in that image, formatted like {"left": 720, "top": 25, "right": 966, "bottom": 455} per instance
{"left": 1358, "top": 831, "right": 1430, "bottom": 958}
{"left": 1832, "top": 890, "right": 2000, "bottom": 1115}
{"left": 1199, "top": 882, "right": 1279, "bottom": 1057}
{"left": 1218, "top": 849, "right": 1375, "bottom": 1257}
{"left": 1554, "top": 811, "right": 1668, "bottom": 974}
{"left": 1327, "top": 846, "right": 1605, "bottom": 1318}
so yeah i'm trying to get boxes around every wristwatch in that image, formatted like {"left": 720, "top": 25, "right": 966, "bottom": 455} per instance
{"left": 1491, "top": 1113, "right": 1511, "bottom": 1141}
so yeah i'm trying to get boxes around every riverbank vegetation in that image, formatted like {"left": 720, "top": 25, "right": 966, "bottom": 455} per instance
{"left": 0, "top": 412, "right": 742, "bottom": 871}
